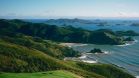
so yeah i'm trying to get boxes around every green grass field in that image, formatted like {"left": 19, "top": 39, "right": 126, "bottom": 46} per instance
{"left": 0, "top": 70, "right": 81, "bottom": 78}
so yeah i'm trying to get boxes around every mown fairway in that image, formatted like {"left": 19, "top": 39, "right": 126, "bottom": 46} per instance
{"left": 0, "top": 70, "right": 81, "bottom": 78}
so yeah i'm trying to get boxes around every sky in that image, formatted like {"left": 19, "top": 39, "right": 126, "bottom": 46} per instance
{"left": 0, "top": 0, "right": 139, "bottom": 19}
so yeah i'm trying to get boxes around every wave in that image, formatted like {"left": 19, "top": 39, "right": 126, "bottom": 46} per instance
{"left": 78, "top": 53, "right": 98, "bottom": 63}
{"left": 95, "top": 51, "right": 110, "bottom": 55}
{"left": 79, "top": 54, "right": 87, "bottom": 59}
{"left": 82, "top": 60, "right": 97, "bottom": 63}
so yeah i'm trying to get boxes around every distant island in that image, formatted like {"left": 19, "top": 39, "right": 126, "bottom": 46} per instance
{"left": 116, "top": 30, "right": 139, "bottom": 36}
{"left": 131, "top": 23, "right": 139, "bottom": 26}
{"left": 45, "top": 18, "right": 113, "bottom": 27}
{"left": 45, "top": 18, "right": 139, "bottom": 28}
{"left": 45, "top": 18, "right": 94, "bottom": 25}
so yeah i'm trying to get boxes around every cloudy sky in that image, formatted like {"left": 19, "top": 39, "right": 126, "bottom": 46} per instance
{"left": 0, "top": 0, "right": 139, "bottom": 19}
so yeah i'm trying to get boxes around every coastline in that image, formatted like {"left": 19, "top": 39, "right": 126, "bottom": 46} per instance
{"left": 64, "top": 53, "right": 98, "bottom": 64}
{"left": 79, "top": 54, "right": 98, "bottom": 63}
{"left": 60, "top": 39, "right": 138, "bottom": 47}
{"left": 61, "top": 41, "right": 139, "bottom": 77}
{"left": 61, "top": 43, "right": 99, "bottom": 64}
{"left": 117, "top": 39, "right": 138, "bottom": 47}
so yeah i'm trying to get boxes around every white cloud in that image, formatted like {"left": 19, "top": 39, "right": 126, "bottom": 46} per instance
{"left": 118, "top": 12, "right": 128, "bottom": 16}
{"left": 117, "top": 12, "right": 139, "bottom": 17}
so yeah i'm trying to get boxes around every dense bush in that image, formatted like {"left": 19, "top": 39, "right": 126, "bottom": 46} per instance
{"left": 0, "top": 35, "right": 80, "bottom": 59}
{"left": 76, "top": 62, "right": 135, "bottom": 78}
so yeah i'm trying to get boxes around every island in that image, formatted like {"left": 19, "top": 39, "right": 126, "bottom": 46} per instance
{"left": 45, "top": 18, "right": 94, "bottom": 25}
{"left": 115, "top": 30, "right": 139, "bottom": 36}
{"left": 131, "top": 23, "right": 139, "bottom": 26}
{"left": 88, "top": 48, "right": 104, "bottom": 54}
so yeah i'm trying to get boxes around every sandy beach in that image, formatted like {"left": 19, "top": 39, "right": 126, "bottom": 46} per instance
{"left": 60, "top": 43, "right": 87, "bottom": 47}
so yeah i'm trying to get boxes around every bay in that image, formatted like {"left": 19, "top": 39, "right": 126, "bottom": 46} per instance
{"left": 72, "top": 36, "right": 139, "bottom": 76}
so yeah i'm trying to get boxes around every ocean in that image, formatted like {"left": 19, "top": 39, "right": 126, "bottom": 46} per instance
{"left": 72, "top": 37, "right": 139, "bottom": 76}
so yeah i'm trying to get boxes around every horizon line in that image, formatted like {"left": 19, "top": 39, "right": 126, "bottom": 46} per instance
{"left": 1, "top": 16, "right": 139, "bottom": 20}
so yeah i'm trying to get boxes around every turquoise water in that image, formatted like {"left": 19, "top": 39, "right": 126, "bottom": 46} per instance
{"left": 72, "top": 36, "right": 139, "bottom": 76}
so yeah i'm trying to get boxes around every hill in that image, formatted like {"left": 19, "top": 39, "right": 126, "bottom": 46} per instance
{"left": 45, "top": 18, "right": 94, "bottom": 25}
{"left": 0, "top": 34, "right": 135, "bottom": 78}
{"left": 0, "top": 19, "right": 130, "bottom": 45}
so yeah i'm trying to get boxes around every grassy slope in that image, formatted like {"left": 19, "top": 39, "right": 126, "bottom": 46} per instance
{"left": 0, "top": 39, "right": 104, "bottom": 78}
{"left": 0, "top": 40, "right": 65, "bottom": 72}
{"left": 0, "top": 70, "right": 82, "bottom": 78}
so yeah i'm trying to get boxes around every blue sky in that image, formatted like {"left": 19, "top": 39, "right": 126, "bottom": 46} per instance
{"left": 0, "top": 0, "right": 139, "bottom": 19}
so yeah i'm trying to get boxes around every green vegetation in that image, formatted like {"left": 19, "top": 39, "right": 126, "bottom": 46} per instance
{"left": 0, "top": 19, "right": 131, "bottom": 45}
{"left": 0, "top": 19, "right": 135, "bottom": 78}
{"left": 76, "top": 62, "right": 134, "bottom": 78}
{"left": 0, "top": 34, "right": 135, "bottom": 78}
{"left": 0, "top": 35, "right": 80, "bottom": 59}
{"left": 0, "top": 70, "right": 82, "bottom": 78}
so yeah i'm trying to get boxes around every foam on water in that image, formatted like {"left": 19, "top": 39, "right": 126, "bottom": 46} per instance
{"left": 82, "top": 60, "right": 97, "bottom": 63}
{"left": 79, "top": 54, "right": 87, "bottom": 59}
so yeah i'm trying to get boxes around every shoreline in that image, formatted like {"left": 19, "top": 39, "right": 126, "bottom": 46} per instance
{"left": 60, "top": 43, "right": 88, "bottom": 47}
{"left": 64, "top": 50, "right": 138, "bottom": 77}
{"left": 64, "top": 53, "right": 98, "bottom": 64}
{"left": 61, "top": 41, "right": 138, "bottom": 77}
{"left": 117, "top": 39, "right": 138, "bottom": 47}
{"left": 60, "top": 39, "right": 138, "bottom": 47}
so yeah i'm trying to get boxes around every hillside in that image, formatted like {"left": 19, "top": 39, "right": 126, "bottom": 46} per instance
{"left": 0, "top": 35, "right": 135, "bottom": 78}
{"left": 0, "top": 19, "right": 130, "bottom": 45}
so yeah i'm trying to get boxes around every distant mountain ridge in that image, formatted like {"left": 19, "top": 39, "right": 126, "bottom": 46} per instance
{"left": 45, "top": 18, "right": 94, "bottom": 25}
